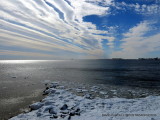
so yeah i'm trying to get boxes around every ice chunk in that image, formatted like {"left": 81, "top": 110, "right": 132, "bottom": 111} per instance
{"left": 29, "top": 102, "right": 43, "bottom": 110}
{"left": 76, "top": 88, "right": 88, "bottom": 93}
{"left": 49, "top": 107, "right": 57, "bottom": 114}
{"left": 50, "top": 82, "right": 59, "bottom": 88}
{"left": 99, "top": 91, "right": 107, "bottom": 95}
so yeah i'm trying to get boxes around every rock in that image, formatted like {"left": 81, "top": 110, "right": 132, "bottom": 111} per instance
{"left": 43, "top": 89, "right": 56, "bottom": 95}
{"left": 55, "top": 91, "right": 61, "bottom": 94}
{"left": 60, "top": 104, "right": 68, "bottom": 110}
{"left": 75, "top": 112, "right": 80, "bottom": 116}
{"left": 45, "top": 87, "right": 49, "bottom": 90}
{"left": 60, "top": 114, "right": 67, "bottom": 118}
{"left": 84, "top": 94, "right": 92, "bottom": 99}
{"left": 49, "top": 108, "right": 57, "bottom": 114}
{"left": 43, "top": 89, "right": 50, "bottom": 95}
{"left": 36, "top": 112, "right": 42, "bottom": 117}
{"left": 50, "top": 114, "right": 58, "bottom": 119}
{"left": 68, "top": 115, "right": 71, "bottom": 120}
{"left": 53, "top": 114, "right": 58, "bottom": 118}
{"left": 64, "top": 99, "right": 70, "bottom": 102}
{"left": 50, "top": 89, "right": 56, "bottom": 94}
{"left": 60, "top": 110, "right": 69, "bottom": 114}
{"left": 70, "top": 107, "right": 80, "bottom": 116}
{"left": 75, "top": 108, "right": 80, "bottom": 113}
{"left": 44, "top": 101, "right": 55, "bottom": 105}
{"left": 29, "top": 102, "right": 43, "bottom": 110}
{"left": 59, "top": 96, "right": 64, "bottom": 99}
{"left": 43, "top": 106, "right": 52, "bottom": 112}
{"left": 69, "top": 112, "right": 75, "bottom": 116}
{"left": 50, "top": 82, "right": 59, "bottom": 88}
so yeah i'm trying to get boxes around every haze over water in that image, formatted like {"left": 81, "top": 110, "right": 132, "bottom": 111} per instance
{"left": 1, "top": 59, "right": 160, "bottom": 88}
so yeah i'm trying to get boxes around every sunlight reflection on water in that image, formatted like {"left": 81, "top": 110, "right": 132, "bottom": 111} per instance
{"left": 0, "top": 60, "right": 56, "bottom": 64}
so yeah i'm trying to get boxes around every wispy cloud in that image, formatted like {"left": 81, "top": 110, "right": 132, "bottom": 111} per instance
{"left": 0, "top": 0, "right": 113, "bottom": 59}
{"left": 113, "top": 1, "right": 160, "bottom": 15}
{"left": 0, "top": 0, "right": 159, "bottom": 59}
{"left": 0, "top": 50, "right": 54, "bottom": 58}
{"left": 111, "top": 21, "right": 160, "bottom": 58}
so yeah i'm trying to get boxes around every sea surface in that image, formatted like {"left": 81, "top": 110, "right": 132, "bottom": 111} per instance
{"left": 0, "top": 59, "right": 160, "bottom": 119}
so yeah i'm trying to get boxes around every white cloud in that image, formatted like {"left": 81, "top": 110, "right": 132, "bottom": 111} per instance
{"left": 0, "top": 0, "right": 113, "bottom": 59}
{"left": 111, "top": 21, "right": 160, "bottom": 58}
{"left": 114, "top": 2, "right": 160, "bottom": 15}
{"left": 112, "top": 0, "right": 160, "bottom": 16}
{"left": 123, "top": 21, "right": 150, "bottom": 37}
{"left": 0, "top": 50, "right": 54, "bottom": 58}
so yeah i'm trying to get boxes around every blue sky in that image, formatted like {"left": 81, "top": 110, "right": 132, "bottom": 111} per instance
{"left": 0, "top": 0, "right": 160, "bottom": 59}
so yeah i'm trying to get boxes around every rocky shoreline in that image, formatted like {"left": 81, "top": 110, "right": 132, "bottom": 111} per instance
{"left": 10, "top": 81, "right": 160, "bottom": 120}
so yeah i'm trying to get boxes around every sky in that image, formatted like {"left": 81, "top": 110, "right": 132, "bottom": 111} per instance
{"left": 0, "top": 0, "right": 160, "bottom": 59}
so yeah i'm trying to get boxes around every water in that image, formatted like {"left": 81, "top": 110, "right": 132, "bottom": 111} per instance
{"left": 0, "top": 59, "right": 160, "bottom": 119}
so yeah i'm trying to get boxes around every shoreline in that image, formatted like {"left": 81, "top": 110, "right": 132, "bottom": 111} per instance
{"left": 1, "top": 59, "right": 160, "bottom": 119}
{"left": 10, "top": 81, "right": 160, "bottom": 120}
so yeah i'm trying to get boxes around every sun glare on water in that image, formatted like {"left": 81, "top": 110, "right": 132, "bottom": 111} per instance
{"left": 0, "top": 60, "right": 48, "bottom": 64}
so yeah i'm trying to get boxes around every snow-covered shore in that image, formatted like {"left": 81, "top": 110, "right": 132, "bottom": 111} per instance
{"left": 10, "top": 82, "right": 160, "bottom": 120}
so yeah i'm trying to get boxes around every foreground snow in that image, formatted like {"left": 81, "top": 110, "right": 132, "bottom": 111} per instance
{"left": 10, "top": 82, "right": 159, "bottom": 120}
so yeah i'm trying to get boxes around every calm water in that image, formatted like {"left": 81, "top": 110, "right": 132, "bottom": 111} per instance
{"left": 0, "top": 59, "right": 160, "bottom": 119}
{"left": 0, "top": 59, "right": 160, "bottom": 88}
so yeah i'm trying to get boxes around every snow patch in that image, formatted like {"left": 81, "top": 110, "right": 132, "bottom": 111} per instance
{"left": 10, "top": 82, "right": 160, "bottom": 120}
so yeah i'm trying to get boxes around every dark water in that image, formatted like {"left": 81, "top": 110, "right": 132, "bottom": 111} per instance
{"left": 0, "top": 59, "right": 160, "bottom": 88}
{"left": 0, "top": 59, "right": 160, "bottom": 119}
